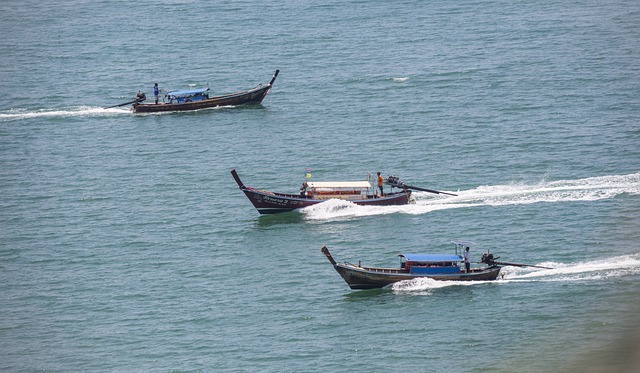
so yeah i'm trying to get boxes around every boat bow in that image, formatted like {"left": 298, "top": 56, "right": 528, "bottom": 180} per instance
{"left": 231, "top": 169, "right": 246, "bottom": 189}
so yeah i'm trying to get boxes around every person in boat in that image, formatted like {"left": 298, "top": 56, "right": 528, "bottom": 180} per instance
{"left": 153, "top": 83, "right": 159, "bottom": 104}
{"left": 299, "top": 182, "right": 308, "bottom": 198}
{"left": 464, "top": 247, "right": 471, "bottom": 273}
{"left": 377, "top": 172, "right": 384, "bottom": 196}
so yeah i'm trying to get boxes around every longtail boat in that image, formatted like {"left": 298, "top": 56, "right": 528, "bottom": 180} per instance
{"left": 106, "top": 70, "right": 279, "bottom": 113}
{"left": 321, "top": 241, "right": 552, "bottom": 290}
{"left": 231, "top": 169, "right": 412, "bottom": 214}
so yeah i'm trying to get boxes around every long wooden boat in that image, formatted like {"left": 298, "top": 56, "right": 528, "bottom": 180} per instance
{"left": 231, "top": 169, "right": 412, "bottom": 214}
{"left": 131, "top": 70, "right": 279, "bottom": 113}
{"left": 321, "top": 242, "right": 503, "bottom": 289}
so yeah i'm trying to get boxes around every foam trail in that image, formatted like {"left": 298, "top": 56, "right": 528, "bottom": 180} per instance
{"left": 302, "top": 173, "right": 640, "bottom": 220}
{"left": 502, "top": 253, "right": 640, "bottom": 282}
{"left": 300, "top": 199, "right": 387, "bottom": 221}
{"left": 0, "top": 106, "right": 130, "bottom": 121}
{"left": 392, "top": 277, "right": 485, "bottom": 293}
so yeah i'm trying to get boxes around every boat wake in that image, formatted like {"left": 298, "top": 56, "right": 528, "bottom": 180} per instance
{"left": 300, "top": 199, "right": 364, "bottom": 215}
{"left": 391, "top": 253, "right": 640, "bottom": 293}
{"left": 0, "top": 106, "right": 130, "bottom": 121}
{"left": 501, "top": 253, "right": 640, "bottom": 282}
{"left": 302, "top": 172, "right": 640, "bottom": 220}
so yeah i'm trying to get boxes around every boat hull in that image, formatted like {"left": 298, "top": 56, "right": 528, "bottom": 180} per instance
{"left": 240, "top": 187, "right": 412, "bottom": 214}
{"left": 333, "top": 263, "right": 501, "bottom": 289}
{"left": 132, "top": 84, "right": 271, "bottom": 113}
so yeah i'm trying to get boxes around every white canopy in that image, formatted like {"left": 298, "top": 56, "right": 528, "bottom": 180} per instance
{"left": 307, "top": 181, "right": 371, "bottom": 189}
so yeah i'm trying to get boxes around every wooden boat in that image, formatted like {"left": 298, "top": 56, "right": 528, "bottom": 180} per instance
{"left": 130, "top": 70, "right": 279, "bottom": 113}
{"left": 231, "top": 169, "right": 412, "bottom": 214}
{"left": 321, "top": 242, "right": 503, "bottom": 289}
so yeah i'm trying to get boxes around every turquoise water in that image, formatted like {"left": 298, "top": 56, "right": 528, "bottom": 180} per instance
{"left": 1, "top": 0, "right": 640, "bottom": 372}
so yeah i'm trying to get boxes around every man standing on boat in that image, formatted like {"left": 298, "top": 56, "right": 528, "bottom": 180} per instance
{"left": 153, "top": 83, "right": 159, "bottom": 104}
{"left": 377, "top": 172, "right": 384, "bottom": 196}
{"left": 464, "top": 247, "right": 471, "bottom": 273}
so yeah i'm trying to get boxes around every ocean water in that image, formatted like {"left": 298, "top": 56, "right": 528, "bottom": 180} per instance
{"left": 1, "top": 0, "right": 640, "bottom": 372}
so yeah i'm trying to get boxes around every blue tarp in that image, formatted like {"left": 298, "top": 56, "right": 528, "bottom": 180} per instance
{"left": 410, "top": 266, "right": 461, "bottom": 274}
{"left": 401, "top": 254, "right": 463, "bottom": 262}
{"left": 167, "top": 88, "right": 209, "bottom": 97}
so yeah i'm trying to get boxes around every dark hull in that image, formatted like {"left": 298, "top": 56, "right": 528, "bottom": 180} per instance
{"left": 240, "top": 187, "right": 412, "bottom": 214}
{"left": 333, "top": 263, "right": 501, "bottom": 289}
{"left": 132, "top": 84, "right": 271, "bottom": 113}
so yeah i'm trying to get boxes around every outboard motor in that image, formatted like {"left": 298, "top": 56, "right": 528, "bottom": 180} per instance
{"left": 136, "top": 92, "right": 147, "bottom": 102}
{"left": 387, "top": 176, "right": 403, "bottom": 187}
{"left": 481, "top": 252, "right": 496, "bottom": 265}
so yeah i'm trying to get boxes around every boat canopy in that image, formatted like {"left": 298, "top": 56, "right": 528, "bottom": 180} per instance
{"left": 401, "top": 254, "right": 463, "bottom": 262}
{"left": 166, "top": 88, "right": 210, "bottom": 98}
{"left": 307, "top": 181, "right": 371, "bottom": 189}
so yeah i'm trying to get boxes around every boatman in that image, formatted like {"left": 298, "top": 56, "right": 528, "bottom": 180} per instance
{"left": 464, "top": 247, "right": 471, "bottom": 273}
{"left": 377, "top": 172, "right": 384, "bottom": 196}
{"left": 153, "top": 83, "right": 159, "bottom": 104}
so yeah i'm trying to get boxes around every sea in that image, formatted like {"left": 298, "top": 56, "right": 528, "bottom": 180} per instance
{"left": 1, "top": 0, "right": 639, "bottom": 372}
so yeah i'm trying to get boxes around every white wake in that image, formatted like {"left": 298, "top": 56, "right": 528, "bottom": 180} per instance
{"left": 0, "top": 106, "right": 130, "bottom": 121}
{"left": 301, "top": 172, "right": 640, "bottom": 220}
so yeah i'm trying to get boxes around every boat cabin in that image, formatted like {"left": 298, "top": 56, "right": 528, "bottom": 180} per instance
{"left": 305, "top": 181, "right": 372, "bottom": 200}
{"left": 166, "top": 88, "right": 210, "bottom": 104}
{"left": 400, "top": 253, "right": 463, "bottom": 274}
